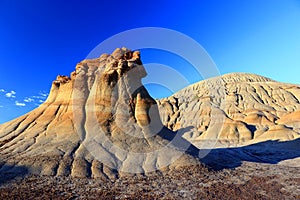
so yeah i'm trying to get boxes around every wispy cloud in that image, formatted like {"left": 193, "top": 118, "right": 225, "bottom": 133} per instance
{"left": 15, "top": 101, "right": 26, "bottom": 107}
{"left": 32, "top": 93, "right": 48, "bottom": 99}
{"left": 1, "top": 89, "right": 48, "bottom": 108}
{"left": 5, "top": 91, "right": 16, "bottom": 98}
{"left": 32, "top": 96, "right": 44, "bottom": 99}
{"left": 39, "top": 92, "right": 48, "bottom": 97}
{"left": 0, "top": 87, "right": 50, "bottom": 110}
{"left": 31, "top": 91, "right": 48, "bottom": 105}
{"left": 24, "top": 97, "right": 34, "bottom": 103}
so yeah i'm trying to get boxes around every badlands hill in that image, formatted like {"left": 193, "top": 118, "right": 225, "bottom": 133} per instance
{"left": 0, "top": 48, "right": 200, "bottom": 179}
{"left": 158, "top": 73, "right": 300, "bottom": 148}
{"left": 0, "top": 48, "right": 299, "bottom": 181}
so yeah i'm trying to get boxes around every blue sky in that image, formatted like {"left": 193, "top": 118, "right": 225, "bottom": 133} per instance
{"left": 0, "top": 0, "right": 300, "bottom": 123}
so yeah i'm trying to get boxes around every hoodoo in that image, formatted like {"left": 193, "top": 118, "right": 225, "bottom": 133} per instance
{"left": 0, "top": 48, "right": 200, "bottom": 179}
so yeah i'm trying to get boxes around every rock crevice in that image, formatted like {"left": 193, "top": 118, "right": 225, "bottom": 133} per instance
{"left": 0, "top": 47, "right": 200, "bottom": 178}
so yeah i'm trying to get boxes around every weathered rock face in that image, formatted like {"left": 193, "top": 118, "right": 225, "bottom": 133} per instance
{"left": 0, "top": 48, "right": 200, "bottom": 179}
{"left": 158, "top": 73, "right": 300, "bottom": 147}
{"left": 1, "top": 47, "right": 299, "bottom": 179}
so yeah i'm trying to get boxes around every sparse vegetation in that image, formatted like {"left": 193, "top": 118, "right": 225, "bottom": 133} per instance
{"left": 0, "top": 163, "right": 299, "bottom": 199}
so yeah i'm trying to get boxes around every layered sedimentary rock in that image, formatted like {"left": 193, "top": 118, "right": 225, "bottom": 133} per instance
{"left": 1, "top": 47, "right": 299, "bottom": 179}
{"left": 0, "top": 48, "right": 200, "bottom": 179}
{"left": 158, "top": 73, "right": 300, "bottom": 147}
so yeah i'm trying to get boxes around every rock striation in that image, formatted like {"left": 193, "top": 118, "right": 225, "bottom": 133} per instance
{"left": 0, "top": 48, "right": 200, "bottom": 179}
{"left": 1, "top": 47, "right": 299, "bottom": 180}
{"left": 158, "top": 73, "right": 300, "bottom": 147}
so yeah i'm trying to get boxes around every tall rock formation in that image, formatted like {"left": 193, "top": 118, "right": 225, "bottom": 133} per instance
{"left": 1, "top": 47, "right": 299, "bottom": 179}
{"left": 0, "top": 48, "right": 200, "bottom": 179}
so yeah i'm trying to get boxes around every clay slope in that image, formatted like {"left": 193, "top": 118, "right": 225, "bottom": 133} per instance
{"left": 0, "top": 48, "right": 200, "bottom": 179}
{"left": 158, "top": 73, "right": 300, "bottom": 147}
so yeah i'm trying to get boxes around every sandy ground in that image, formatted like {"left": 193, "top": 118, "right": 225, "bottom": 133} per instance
{"left": 0, "top": 162, "right": 299, "bottom": 200}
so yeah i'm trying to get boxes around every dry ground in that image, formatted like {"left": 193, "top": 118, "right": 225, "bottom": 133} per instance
{"left": 0, "top": 162, "right": 299, "bottom": 200}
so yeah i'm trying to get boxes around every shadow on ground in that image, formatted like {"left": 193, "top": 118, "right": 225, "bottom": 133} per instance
{"left": 149, "top": 123, "right": 300, "bottom": 171}
{"left": 0, "top": 125, "right": 299, "bottom": 183}
{"left": 0, "top": 163, "right": 28, "bottom": 185}
{"left": 199, "top": 138, "right": 300, "bottom": 170}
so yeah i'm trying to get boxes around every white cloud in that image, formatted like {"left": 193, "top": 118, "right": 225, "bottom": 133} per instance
{"left": 15, "top": 101, "right": 26, "bottom": 107}
{"left": 24, "top": 97, "right": 35, "bottom": 103}
{"left": 5, "top": 91, "right": 16, "bottom": 98}
{"left": 0, "top": 89, "right": 5, "bottom": 93}
{"left": 32, "top": 94, "right": 48, "bottom": 100}
{"left": 28, "top": 91, "right": 48, "bottom": 106}
{"left": 32, "top": 96, "right": 42, "bottom": 99}
{"left": 39, "top": 92, "right": 48, "bottom": 97}
{"left": 5, "top": 93, "right": 12, "bottom": 98}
